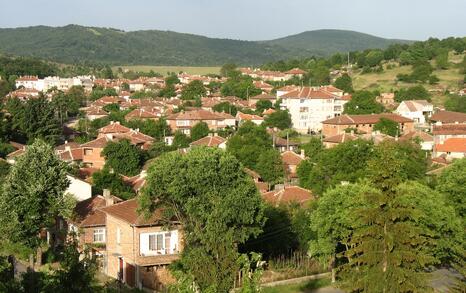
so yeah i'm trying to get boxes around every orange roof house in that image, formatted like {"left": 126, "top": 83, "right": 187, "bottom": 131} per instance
{"left": 125, "top": 109, "right": 160, "bottom": 121}
{"left": 322, "top": 113, "right": 414, "bottom": 137}
{"left": 101, "top": 199, "right": 182, "bottom": 290}
{"left": 433, "top": 138, "right": 466, "bottom": 161}
{"left": 167, "top": 110, "right": 235, "bottom": 135}
{"left": 281, "top": 151, "right": 304, "bottom": 179}
{"left": 98, "top": 121, "right": 131, "bottom": 137}
{"left": 430, "top": 111, "right": 466, "bottom": 125}
{"left": 262, "top": 186, "right": 314, "bottom": 207}
{"left": 190, "top": 135, "right": 227, "bottom": 149}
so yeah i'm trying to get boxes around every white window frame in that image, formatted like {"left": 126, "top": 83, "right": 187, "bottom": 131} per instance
{"left": 93, "top": 228, "right": 105, "bottom": 243}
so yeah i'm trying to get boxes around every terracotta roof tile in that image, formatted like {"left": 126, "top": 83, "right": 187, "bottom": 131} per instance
{"left": 435, "top": 138, "right": 466, "bottom": 153}
{"left": 431, "top": 111, "right": 466, "bottom": 124}
{"left": 81, "top": 136, "right": 112, "bottom": 148}
{"left": 323, "top": 133, "right": 358, "bottom": 143}
{"left": 281, "top": 87, "right": 337, "bottom": 99}
{"left": 262, "top": 186, "right": 314, "bottom": 206}
{"left": 281, "top": 151, "right": 304, "bottom": 165}
{"left": 322, "top": 113, "right": 413, "bottom": 125}
{"left": 190, "top": 136, "right": 226, "bottom": 147}
{"left": 432, "top": 124, "right": 466, "bottom": 135}
{"left": 100, "top": 199, "right": 167, "bottom": 226}
{"left": 98, "top": 122, "right": 131, "bottom": 134}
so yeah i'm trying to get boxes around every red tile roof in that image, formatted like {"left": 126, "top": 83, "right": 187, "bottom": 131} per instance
{"left": 435, "top": 138, "right": 466, "bottom": 153}
{"left": 125, "top": 108, "right": 159, "bottom": 120}
{"left": 281, "top": 151, "right": 304, "bottom": 165}
{"left": 400, "top": 131, "right": 433, "bottom": 142}
{"left": 432, "top": 124, "right": 466, "bottom": 135}
{"left": 281, "top": 87, "right": 337, "bottom": 99}
{"left": 73, "top": 195, "right": 123, "bottom": 227}
{"left": 98, "top": 122, "right": 131, "bottom": 134}
{"left": 262, "top": 186, "right": 314, "bottom": 206}
{"left": 431, "top": 111, "right": 466, "bottom": 124}
{"left": 167, "top": 109, "right": 226, "bottom": 120}
{"left": 100, "top": 199, "right": 169, "bottom": 226}
{"left": 190, "top": 136, "right": 226, "bottom": 147}
{"left": 323, "top": 133, "right": 358, "bottom": 143}
{"left": 284, "top": 68, "right": 307, "bottom": 75}
{"left": 322, "top": 113, "right": 413, "bottom": 125}
{"left": 236, "top": 112, "right": 264, "bottom": 121}
{"left": 81, "top": 136, "right": 112, "bottom": 148}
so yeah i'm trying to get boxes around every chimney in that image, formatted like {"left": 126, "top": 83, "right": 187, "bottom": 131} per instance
{"left": 110, "top": 121, "right": 114, "bottom": 125}
{"left": 300, "top": 149, "right": 305, "bottom": 158}
{"left": 103, "top": 189, "right": 113, "bottom": 206}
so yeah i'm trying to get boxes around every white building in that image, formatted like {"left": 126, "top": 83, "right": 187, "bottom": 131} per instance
{"left": 279, "top": 86, "right": 350, "bottom": 133}
{"left": 15, "top": 75, "right": 94, "bottom": 93}
{"left": 15, "top": 76, "right": 44, "bottom": 91}
{"left": 395, "top": 100, "right": 433, "bottom": 125}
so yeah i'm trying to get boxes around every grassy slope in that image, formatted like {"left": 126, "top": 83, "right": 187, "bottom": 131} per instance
{"left": 352, "top": 52, "right": 465, "bottom": 106}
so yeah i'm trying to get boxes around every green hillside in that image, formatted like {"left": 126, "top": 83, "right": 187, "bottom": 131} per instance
{"left": 265, "top": 29, "right": 411, "bottom": 56}
{"left": 0, "top": 25, "right": 411, "bottom": 66}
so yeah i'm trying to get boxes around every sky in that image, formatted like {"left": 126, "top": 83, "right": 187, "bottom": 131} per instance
{"left": 0, "top": 0, "right": 465, "bottom": 41}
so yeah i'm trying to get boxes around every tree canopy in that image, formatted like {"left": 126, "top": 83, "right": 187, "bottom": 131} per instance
{"left": 139, "top": 147, "right": 265, "bottom": 292}
{"left": 264, "top": 110, "right": 292, "bottom": 130}
{"left": 181, "top": 80, "right": 207, "bottom": 100}
{"left": 226, "top": 121, "right": 273, "bottom": 171}
{"left": 343, "top": 91, "right": 384, "bottom": 115}
{"left": 0, "top": 140, "right": 72, "bottom": 249}
{"left": 190, "top": 122, "right": 210, "bottom": 141}
{"left": 102, "top": 139, "right": 144, "bottom": 176}
{"left": 373, "top": 117, "right": 400, "bottom": 137}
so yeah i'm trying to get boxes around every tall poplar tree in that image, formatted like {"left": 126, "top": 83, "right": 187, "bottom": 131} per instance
{"left": 339, "top": 141, "right": 436, "bottom": 292}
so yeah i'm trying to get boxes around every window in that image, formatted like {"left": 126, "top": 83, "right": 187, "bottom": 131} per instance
{"left": 93, "top": 228, "right": 105, "bottom": 243}
{"left": 149, "top": 234, "right": 164, "bottom": 251}
{"left": 299, "top": 107, "right": 308, "bottom": 113}
{"left": 176, "top": 120, "right": 189, "bottom": 126}
{"left": 300, "top": 99, "right": 305, "bottom": 103}
{"left": 84, "top": 148, "right": 93, "bottom": 155}
{"left": 116, "top": 227, "right": 121, "bottom": 245}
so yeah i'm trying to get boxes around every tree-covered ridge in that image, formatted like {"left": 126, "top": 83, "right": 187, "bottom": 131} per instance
{"left": 265, "top": 29, "right": 411, "bottom": 56}
{"left": 0, "top": 25, "right": 411, "bottom": 66}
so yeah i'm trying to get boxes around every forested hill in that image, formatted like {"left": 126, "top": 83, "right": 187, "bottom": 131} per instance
{"left": 0, "top": 25, "right": 411, "bottom": 66}
{"left": 265, "top": 29, "right": 411, "bottom": 57}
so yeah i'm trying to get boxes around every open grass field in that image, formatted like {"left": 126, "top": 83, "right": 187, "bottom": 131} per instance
{"left": 351, "top": 53, "right": 464, "bottom": 107}
{"left": 112, "top": 65, "right": 221, "bottom": 76}
{"left": 262, "top": 278, "right": 333, "bottom": 293}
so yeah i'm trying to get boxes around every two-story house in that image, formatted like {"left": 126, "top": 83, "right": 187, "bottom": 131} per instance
{"left": 101, "top": 199, "right": 182, "bottom": 290}
{"left": 167, "top": 110, "right": 235, "bottom": 135}
{"left": 395, "top": 100, "right": 433, "bottom": 125}
{"left": 321, "top": 113, "right": 414, "bottom": 137}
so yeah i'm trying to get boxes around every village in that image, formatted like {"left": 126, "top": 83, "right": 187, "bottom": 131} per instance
{"left": 1, "top": 56, "right": 465, "bottom": 291}
{"left": 0, "top": 2, "right": 465, "bottom": 289}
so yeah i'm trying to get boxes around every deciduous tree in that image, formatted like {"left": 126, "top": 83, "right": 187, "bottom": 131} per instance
{"left": 139, "top": 147, "right": 265, "bottom": 292}
{"left": 0, "top": 140, "right": 72, "bottom": 251}
{"left": 102, "top": 139, "right": 143, "bottom": 176}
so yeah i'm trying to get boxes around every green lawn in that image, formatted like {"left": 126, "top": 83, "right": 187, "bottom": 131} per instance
{"left": 112, "top": 65, "right": 221, "bottom": 76}
{"left": 261, "top": 278, "right": 331, "bottom": 293}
